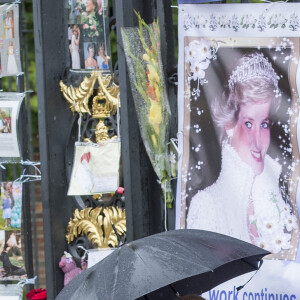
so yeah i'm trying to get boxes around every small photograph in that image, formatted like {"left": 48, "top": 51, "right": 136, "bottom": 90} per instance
{"left": 69, "top": 24, "right": 82, "bottom": 69}
{"left": 0, "top": 182, "right": 22, "bottom": 230}
{"left": 68, "top": 0, "right": 83, "bottom": 24}
{"left": 95, "top": 42, "right": 109, "bottom": 70}
{"left": 3, "top": 10, "right": 14, "bottom": 40}
{"left": 0, "top": 95, "right": 23, "bottom": 158}
{"left": 0, "top": 107, "right": 12, "bottom": 134}
{"left": 83, "top": 42, "right": 97, "bottom": 69}
{"left": 81, "top": 0, "right": 104, "bottom": 42}
{"left": 179, "top": 36, "right": 300, "bottom": 260}
{"left": 6, "top": 41, "right": 20, "bottom": 76}
{"left": 0, "top": 230, "right": 26, "bottom": 280}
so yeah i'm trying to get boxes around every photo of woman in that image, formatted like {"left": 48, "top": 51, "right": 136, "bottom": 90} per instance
{"left": 84, "top": 42, "right": 97, "bottom": 69}
{"left": 71, "top": 24, "right": 81, "bottom": 69}
{"left": 96, "top": 43, "right": 108, "bottom": 70}
{"left": 6, "top": 41, "right": 19, "bottom": 76}
{"left": 180, "top": 38, "right": 300, "bottom": 260}
{"left": 81, "top": 0, "right": 104, "bottom": 42}
{"left": 0, "top": 109, "right": 11, "bottom": 134}
{"left": 3, "top": 11, "right": 14, "bottom": 40}
{"left": 0, "top": 230, "right": 26, "bottom": 279}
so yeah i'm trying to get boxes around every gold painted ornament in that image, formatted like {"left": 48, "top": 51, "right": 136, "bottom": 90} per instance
{"left": 66, "top": 206, "right": 126, "bottom": 248}
{"left": 60, "top": 71, "right": 120, "bottom": 143}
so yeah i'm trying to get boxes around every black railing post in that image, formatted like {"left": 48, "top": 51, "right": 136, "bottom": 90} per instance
{"left": 33, "top": 0, "right": 78, "bottom": 298}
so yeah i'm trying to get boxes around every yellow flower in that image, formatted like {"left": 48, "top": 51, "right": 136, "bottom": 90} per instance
{"left": 151, "top": 134, "right": 158, "bottom": 148}
{"left": 143, "top": 54, "right": 150, "bottom": 62}
{"left": 147, "top": 64, "right": 160, "bottom": 84}
{"left": 153, "top": 82, "right": 161, "bottom": 102}
{"left": 148, "top": 100, "right": 162, "bottom": 135}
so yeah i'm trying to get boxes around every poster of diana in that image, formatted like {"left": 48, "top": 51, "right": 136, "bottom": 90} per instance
{"left": 176, "top": 1, "right": 300, "bottom": 298}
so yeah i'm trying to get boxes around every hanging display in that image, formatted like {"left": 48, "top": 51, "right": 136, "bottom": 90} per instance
{"left": 0, "top": 182, "right": 26, "bottom": 280}
{"left": 121, "top": 14, "right": 173, "bottom": 207}
{"left": 68, "top": 141, "right": 121, "bottom": 195}
{"left": 0, "top": 4, "right": 22, "bottom": 77}
{"left": 60, "top": 71, "right": 121, "bottom": 196}
{"left": 0, "top": 93, "right": 25, "bottom": 161}
{"left": 0, "top": 284, "right": 23, "bottom": 299}
{"left": 66, "top": 0, "right": 112, "bottom": 71}
{"left": 176, "top": 1, "right": 300, "bottom": 298}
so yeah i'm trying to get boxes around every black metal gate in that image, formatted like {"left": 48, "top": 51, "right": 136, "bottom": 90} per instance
{"left": 32, "top": 0, "right": 177, "bottom": 298}
{"left": 0, "top": 0, "right": 36, "bottom": 288}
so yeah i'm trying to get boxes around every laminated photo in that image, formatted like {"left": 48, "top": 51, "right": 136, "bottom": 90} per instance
{"left": 67, "top": 0, "right": 111, "bottom": 71}
{"left": 176, "top": 3, "right": 300, "bottom": 261}
{"left": 0, "top": 93, "right": 24, "bottom": 159}
{"left": 176, "top": 2, "right": 300, "bottom": 298}
{"left": 0, "top": 4, "right": 22, "bottom": 77}
{"left": 0, "top": 182, "right": 26, "bottom": 280}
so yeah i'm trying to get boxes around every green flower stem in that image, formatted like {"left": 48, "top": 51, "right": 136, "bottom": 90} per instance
{"left": 161, "top": 178, "right": 172, "bottom": 209}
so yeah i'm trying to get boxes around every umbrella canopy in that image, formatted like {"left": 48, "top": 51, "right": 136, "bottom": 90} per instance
{"left": 56, "top": 229, "right": 269, "bottom": 300}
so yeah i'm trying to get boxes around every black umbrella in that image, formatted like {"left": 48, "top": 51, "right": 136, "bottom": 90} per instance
{"left": 56, "top": 229, "right": 269, "bottom": 300}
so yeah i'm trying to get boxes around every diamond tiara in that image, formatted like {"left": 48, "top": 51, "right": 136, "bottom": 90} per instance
{"left": 228, "top": 53, "right": 279, "bottom": 92}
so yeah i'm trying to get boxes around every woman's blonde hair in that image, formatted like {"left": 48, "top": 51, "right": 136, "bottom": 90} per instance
{"left": 212, "top": 52, "right": 281, "bottom": 142}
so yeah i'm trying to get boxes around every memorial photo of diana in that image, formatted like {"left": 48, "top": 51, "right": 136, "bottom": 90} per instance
{"left": 180, "top": 37, "right": 300, "bottom": 260}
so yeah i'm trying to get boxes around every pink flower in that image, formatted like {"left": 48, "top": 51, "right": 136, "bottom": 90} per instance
{"left": 91, "top": 25, "right": 96, "bottom": 30}
{"left": 83, "top": 24, "right": 88, "bottom": 29}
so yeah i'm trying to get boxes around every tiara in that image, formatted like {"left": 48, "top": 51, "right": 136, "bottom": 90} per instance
{"left": 228, "top": 53, "right": 279, "bottom": 92}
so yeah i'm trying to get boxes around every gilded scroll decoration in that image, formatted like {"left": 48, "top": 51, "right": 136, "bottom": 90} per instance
{"left": 60, "top": 71, "right": 120, "bottom": 143}
{"left": 66, "top": 206, "right": 126, "bottom": 248}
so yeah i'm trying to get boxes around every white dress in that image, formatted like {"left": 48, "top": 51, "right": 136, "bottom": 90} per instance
{"left": 6, "top": 47, "right": 18, "bottom": 76}
{"left": 97, "top": 56, "right": 104, "bottom": 69}
{"left": 71, "top": 35, "right": 80, "bottom": 69}
{"left": 5, "top": 17, "right": 13, "bottom": 39}
{"left": 187, "top": 144, "right": 298, "bottom": 254}
{"left": 0, "top": 119, "right": 8, "bottom": 133}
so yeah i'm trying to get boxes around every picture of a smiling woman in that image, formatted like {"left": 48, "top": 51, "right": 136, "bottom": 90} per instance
{"left": 187, "top": 52, "right": 298, "bottom": 255}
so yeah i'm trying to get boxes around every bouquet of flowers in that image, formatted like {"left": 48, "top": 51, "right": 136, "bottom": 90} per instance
{"left": 81, "top": 11, "right": 103, "bottom": 41}
{"left": 121, "top": 13, "right": 173, "bottom": 207}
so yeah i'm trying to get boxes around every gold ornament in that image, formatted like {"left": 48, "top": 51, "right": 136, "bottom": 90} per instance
{"left": 60, "top": 71, "right": 120, "bottom": 143}
{"left": 93, "top": 194, "right": 102, "bottom": 200}
{"left": 66, "top": 206, "right": 126, "bottom": 248}
{"left": 95, "top": 119, "right": 110, "bottom": 141}
{"left": 59, "top": 73, "right": 97, "bottom": 115}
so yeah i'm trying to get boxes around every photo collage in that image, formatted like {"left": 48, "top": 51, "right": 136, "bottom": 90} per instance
{"left": 0, "top": 4, "right": 22, "bottom": 77}
{"left": 67, "top": 0, "right": 111, "bottom": 71}
{"left": 0, "top": 93, "right": 25, "bottom": 159}
{"left": 0, "top": 182, "right": 26, "bottom": 280}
